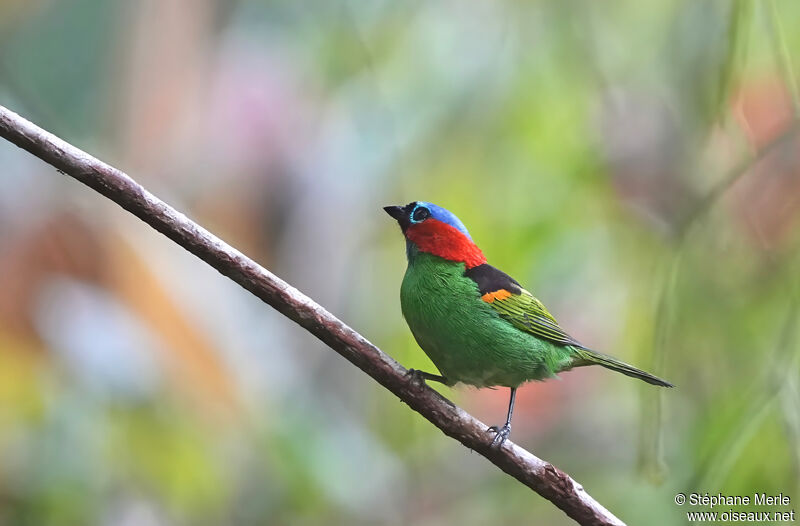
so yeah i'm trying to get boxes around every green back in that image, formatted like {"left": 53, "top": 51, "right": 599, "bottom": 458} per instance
{"left": 400, "top": 250, "right": 575, "bottom": 388}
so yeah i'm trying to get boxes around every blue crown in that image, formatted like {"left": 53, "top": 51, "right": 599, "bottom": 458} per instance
{"left": 414, "top": 201, "right": 472, "bottom": 240}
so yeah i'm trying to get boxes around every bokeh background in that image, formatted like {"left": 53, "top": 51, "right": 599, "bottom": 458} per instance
{"left": 1, "top": 1, "right": 799, "bottom": 524}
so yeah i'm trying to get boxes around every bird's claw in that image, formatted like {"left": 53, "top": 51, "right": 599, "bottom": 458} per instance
{"left": 487, "top": 423, "right": 511, "bottom": 448}
{"left": 406, "top": 368, "right": 426, "bottom": 385}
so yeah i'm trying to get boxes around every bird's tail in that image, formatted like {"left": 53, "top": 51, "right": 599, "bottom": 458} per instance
{"left": 571, "top": 348, "right": 674, "bottom": 388}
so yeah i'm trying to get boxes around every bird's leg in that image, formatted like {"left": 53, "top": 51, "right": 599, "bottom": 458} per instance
{"left": 488, "top": 387, "right": 516, "bottom": 448}
{"left": 406, "top": 368, "right": 448, "bottom": 385}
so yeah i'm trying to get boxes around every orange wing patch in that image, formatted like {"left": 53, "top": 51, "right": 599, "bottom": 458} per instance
{"left": 481, "top": 289, "right": 513, "bottom": 303}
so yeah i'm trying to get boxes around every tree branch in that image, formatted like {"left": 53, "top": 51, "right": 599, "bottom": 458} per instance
{"left": 0, "top": 104, "right": 624, "bottom": 526}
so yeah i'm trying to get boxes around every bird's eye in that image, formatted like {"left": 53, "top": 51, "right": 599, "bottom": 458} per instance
{"left": 412, "top": 206, "right": 430, "bottom": 223}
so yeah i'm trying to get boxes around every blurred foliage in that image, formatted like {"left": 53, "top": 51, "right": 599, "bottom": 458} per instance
{"left": 1, "top": 1, "right": 800, "bottom": 525}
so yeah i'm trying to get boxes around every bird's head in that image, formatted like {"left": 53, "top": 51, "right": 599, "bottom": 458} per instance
{"left": 384, "top": 201, "right": 486, "bottom": 268}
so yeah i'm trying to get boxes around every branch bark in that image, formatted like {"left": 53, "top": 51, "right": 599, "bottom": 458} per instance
{"left": 0, "top": 104, "right": 624, "bottom": 526}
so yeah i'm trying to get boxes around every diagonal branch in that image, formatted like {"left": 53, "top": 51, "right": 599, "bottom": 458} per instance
{"left": 0, "top": 104, "right": 624, "bottom": 526}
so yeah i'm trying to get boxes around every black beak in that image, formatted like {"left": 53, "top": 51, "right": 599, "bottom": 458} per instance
{"left": 383, "top": 205, "right": 406, "bottom": 221}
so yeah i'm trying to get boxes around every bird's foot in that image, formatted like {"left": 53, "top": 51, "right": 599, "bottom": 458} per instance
{"left": 406, "top": 369, "right": 447, "bottom": 385}
{"left": 406, "top": 368, "right": 426, "bottom": 386}
{"left": 487, "top": 423, "right": 511, "bottom": 448}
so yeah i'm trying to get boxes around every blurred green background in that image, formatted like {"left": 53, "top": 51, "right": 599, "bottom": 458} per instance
{"left": 1, "top": 1, "right": 799, "bottom": 524}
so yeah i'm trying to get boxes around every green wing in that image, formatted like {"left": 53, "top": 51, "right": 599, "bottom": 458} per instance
{"left": 464, "top": 263, "right": 582, "bottom": 348}
{"left": 487, "top": 288, "right": 583, "bottom": 347}
{"left": 465, "top": 264, "right": 675, "bottom": 387}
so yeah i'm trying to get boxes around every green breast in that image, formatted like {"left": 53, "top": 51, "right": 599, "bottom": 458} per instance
{"left": 400, "top": 251, "right": 572, "bottom": 388}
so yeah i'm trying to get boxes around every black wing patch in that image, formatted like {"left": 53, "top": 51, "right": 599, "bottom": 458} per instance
{"left": 464, "top": 263, "right": 522, "bottom": 295}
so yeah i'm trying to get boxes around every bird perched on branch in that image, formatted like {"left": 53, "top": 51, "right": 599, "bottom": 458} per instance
{"left": 384, "top": 201, "right": 673, "bottom": 447}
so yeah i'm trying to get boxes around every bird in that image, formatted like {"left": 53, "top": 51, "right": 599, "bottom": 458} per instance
{"left": 384, "top": 201, "right": 673, "bottom": 447}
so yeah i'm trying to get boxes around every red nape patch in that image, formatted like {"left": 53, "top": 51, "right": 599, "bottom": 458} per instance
{"left": 406, "top": 219, "right": 486, "bottom": 268}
